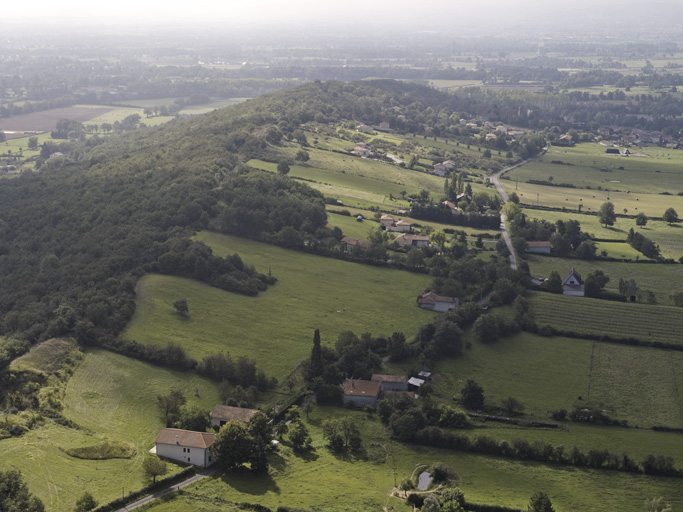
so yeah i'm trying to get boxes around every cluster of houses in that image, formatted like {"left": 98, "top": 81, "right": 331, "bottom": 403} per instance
{"left": 598, "top": 127, "right": 678, "bottom": 148}
{"left": 151, "top": 405, "right": 261, "bottom": 468}
{"left": 342, "top": 373, "right": 430, "bottom": 407}
{"left": 432, "top": 160, "right": 457, "bottom": 177}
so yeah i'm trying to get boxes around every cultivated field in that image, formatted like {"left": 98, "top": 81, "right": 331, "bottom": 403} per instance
{"left": 122, "top": 232, "right": 434, "bottom": 380}
{"left": 1, "top": 349, "right": 220, "bottom": 512}
{"left": 530, "top": 293, "right": 683, "bottom": 346}
{"left": 0, "top": 106, "right": 113, "bottom": 137}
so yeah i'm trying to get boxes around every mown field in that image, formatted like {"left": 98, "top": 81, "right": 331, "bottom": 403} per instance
{"left": 1, "top": 349, "right": 220, "bottom": 512}
{"left": 507, "top": 143, "right": 683, "bottom": 194}
{"left": 503, "top": 179, "right": 683, "bottom": 218}
{"left": 529, "top": 292, "right": 683, "bottom": 346}
{"left": 122, "top": 232, "right": 434, "bottom": 380}
{"left": 521, "top": 208, "right": 683, "bottom": 259}
{"left": 0, "top": 106, "right": 113, "bottom": 136}
{"left": 138, "top": 405, "right": 683, "bottom": 512}
{"left": 525, "top": 255, "right": 683, "bottom": 306}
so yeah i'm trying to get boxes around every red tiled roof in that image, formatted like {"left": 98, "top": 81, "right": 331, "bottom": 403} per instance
{"left": 343, "top": 379, "right": 380, "bottom": 398}
{"left": 154, "top": 428, "right": 215, "bottom": 449}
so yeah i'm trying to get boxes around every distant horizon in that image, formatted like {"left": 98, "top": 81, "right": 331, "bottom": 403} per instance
{"left": 4, "top": 0, "right": 683, "bottom": 37}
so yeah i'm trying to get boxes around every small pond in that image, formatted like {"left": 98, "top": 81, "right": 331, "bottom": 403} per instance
{"left": 417, "top": 471, "right": 432, "bottom": 491}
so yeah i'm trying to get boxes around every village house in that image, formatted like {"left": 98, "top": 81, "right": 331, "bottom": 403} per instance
{"left": 379, "top": 215, "right": 396, "bottom": 230}
{"left": 562, "top": 268, "right": 585, "bottom": 296}
{"left": 485, "top": 133, "right": 497, "bottom": 142}
{"left": 418, "top": 291, "right": 459, "bottom": 312}
{"left": 555, "top": 134, "right": 574, "bottom": 146}
{"left": 527, "top": 241, "right": 552, "bottom": 254}
{"left": 352, "top": 145, "right": 373, "bottom": 158}
{"left": 378, "top": 121, "right": 390, "bottom": 131}
{"left": 342, "top": 379, "right": 381, "bottom": 407}
{"left": 356, "top": 124, "right": 374, "bottom": 134}
{"left": 396, "top": 233, "right": 430, "bottom": 248}
{"left": 340, "top": 236, "right": 369, "bottom": 253}
{"left": 442, "top": 160, "right": 456, "bottom": 170}
{"left": 209, "top": 405, "right": 260, "bottom": 428}
{"left": 380, "top": 215, "right": 412, "bottom": 233}
{"left": 153, "top": 428, "right": 216, "bottom": 468}
{"left": 394, "top": 220, "right": 412, "bottom": 233}
{"left": 433, "top": 163, "right": 448, "bottom": 177}
{"left": 442, "top": 200, "right": 458, "bottom": 215}
{"left": 371, "top": 374, "right": 408, "bottom": 391}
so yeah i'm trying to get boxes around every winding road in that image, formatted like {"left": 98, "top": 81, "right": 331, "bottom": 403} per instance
{"left": 489, "top": 147, "right": 548, "bottom": 271}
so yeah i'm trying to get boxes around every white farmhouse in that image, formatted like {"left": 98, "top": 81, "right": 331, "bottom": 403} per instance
{"left": 562, "top": 268, "right": 585, "bottom": 296}
{"left": 153, "top": 428, "right": 216, "bottom": 468}
{"left": 418, "top": 291, "right": 459, "bottom": 312}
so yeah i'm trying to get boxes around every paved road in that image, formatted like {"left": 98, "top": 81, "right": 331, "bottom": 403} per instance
{"left": 114, "top": 466, "right": 220, "bottom": 512}
{"left": 489, "top": 147, "right": 548, "bottom": 271}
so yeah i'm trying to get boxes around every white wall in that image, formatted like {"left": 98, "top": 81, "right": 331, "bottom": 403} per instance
{"left": 155, "top": 443, "right": 214, "bottom": 468}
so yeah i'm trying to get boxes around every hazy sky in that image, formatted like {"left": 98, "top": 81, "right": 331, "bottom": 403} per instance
{"left": 5, "top": 0, "right": 683, "bottom": 33}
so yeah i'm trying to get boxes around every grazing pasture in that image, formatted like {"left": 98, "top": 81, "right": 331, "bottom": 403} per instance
{"left": 529, "top": 293, "right": 683, "bottom": 346}
{"left": 507, "top": 143, "right": 683, "bottom": 194}
{"left": 123, "top": 232, "right": 433, "bottom": 380}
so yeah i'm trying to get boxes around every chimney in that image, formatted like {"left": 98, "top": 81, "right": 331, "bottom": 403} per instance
{"left": 175, "top": 435, "right": 179, "bottom": 445}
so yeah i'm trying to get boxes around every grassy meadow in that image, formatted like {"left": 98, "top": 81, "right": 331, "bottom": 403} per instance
{"left": 1, "top": 349, "right": 220, "bottom": 512}
{"left": 525, "top": 254, "right": 683, "bottom": 305}
{"left": 122, "top": 232, "right": 434, "bottom": 380}
{"left": 136, "top": 405, "right": 683, "bottom": 512}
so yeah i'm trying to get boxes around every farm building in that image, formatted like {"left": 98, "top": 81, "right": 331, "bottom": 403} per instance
{"left": 371, "top": 374, "right": 408, "bottom": 391}
{"left": 378, "top": 122, "right": 390, "bottom": 131}
{"left": 209, "top": 405, "right": 260, "bottom": 428}
{"left": 605, "top": 148, "right": 620, "bottom": 154}
{"left": 527, "top": 241, "right": 552, "bottom": 254}
{"left": 555, "top": 134, "right": 574, "bottom": 146}
{"left": 356, "top": 124, "right": 374, "bottom": 134}
{"left": 342, "top": 379, "right": 381, "bottom": 407}
{"left": 562, "top": 268, "right": 585, "bottom": 296}
{"left": 418, "top": 291, "right": 459, "bottom": 312}
{"left": 396, "top": 233, "right": 430, "bottom": 248}
{"left": 380, "top": 215, "right": 412, "bottom": 233}
{"left": 443, "top": 200, "right": 458, "bottom": 215}
{"left": 340, "top": 236, "right": 369, "bottom": 253}
{"left": 153, "top": 428, "right": 216, "bottom": 468}
{"left": 407, "top": 377, "right": 425, "bottom": 389}
{"left": 394, "top": 220, "right": 412, "bottom": 233}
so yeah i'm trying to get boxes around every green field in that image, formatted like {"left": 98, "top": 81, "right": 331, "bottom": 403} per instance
{"left": 521, "top": 208, "right": 683, "bottom": 259}
{"left": 530, "top": 292, "right": 683, "bottom": 346}
{"left": 1, "top": 349, "right": 220, "bottom": 512}
{"left": 507, "top": 143, "right": 683, "bottom": 194}
{"left": 526, "top": 255, "right": 683, "bottom": 306}
{"left": 122, "top": 232, "right": 434, "bottom": 380}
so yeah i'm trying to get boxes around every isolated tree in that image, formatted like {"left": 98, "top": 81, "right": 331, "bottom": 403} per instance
{"left": 309, "top": 329, "right": 323, "bottom": 380}
{"left": 399, "top": 477, "right": 414, "bottom": 497}
{"left": 584, "top": 270, "right": 609, "bottom": 298}
{"left": 157, "top": 389, "right": 186, "bottom": 424}
{"left": 173, "top": 298, "right": 189, "bottom": 316}
{"left": 663, "top": 207, "right": 679, "bottom": 225}
{"left": 528, "top": 491, "right": 554, "bottom": 512}
{"left": 142, "top": 456, "right": 168, "bottom": 483}
{"left": 74, "top": 492, "right": 98, "bottom": 512}
{"left": 430, "top": 230, "right": 446, "bottom": 249}
{"left": 288, "top": 420, "right": 311, "bottom": 450}
{"left": 636, "top": 212, "right": 648, "bottom": 227}
{"left": 0, "top": 470, "right": 44, "bottom": 512}
{"left": 28, "top": 136, "right": 39, "bottom": 150}
{"left": 598, "top": 201, "right": 616, "bottom": 227}
{"left": 277, "top": 160, "right": 291, "bottom": 176}
{"left": 502, "top": 396, "right": 525, "bottom": 416}
{"left": 461, "top": 379, "right": 484, "bottom": 410}
{"left": 322, "top": 417, "right": 360, "bottom": 451}
{"left": 295, "top": 149, "right": 310, "bottom": 162}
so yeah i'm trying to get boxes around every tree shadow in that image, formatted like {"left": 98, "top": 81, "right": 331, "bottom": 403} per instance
{"left": 291, "top": 446, "right": 319, "bottom": 462}
{"left": 605, "top": 226, "right": 625, "bottom": 233}
{"left": 218, "top": 468, "right": 281, "bottom": 495}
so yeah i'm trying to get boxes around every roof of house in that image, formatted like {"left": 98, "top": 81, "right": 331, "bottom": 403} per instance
{"left": 210, "top": 405, "right": 260, "bottom": 424}
{"left": 343, "top": 379, "right": 381, "bottom": 398}
{"left": 407, "top": 377, "right": 425, "bottom": 387}
{"left": 341, "top": 236, "right": 367, "bottom": 247}
{"left": 443, "top": 200, "right": 457, "bottom": 209}
{"left": 380, "top": 390, "right": 415, "bottom": 401}
{"left": 397, "top": 234, "right": 430, "bottom": 243}
{"left": 396, "top": 220, "right": 411, "bottom": 226}
{"left": 154, "top": 428, "right": 216, "bottom": 449}
{"left": 418, "top": 291, "right": 458, "bottom": 304}
{"left": 380, "top": 215, "right": 395, "bottom": 221}
{"left": 563, "top": 268, "right": 582, "bottom": 284}
{"left": 371, "top": 374, "right": 406, "bottom": 383}
{"left": 527, "top": 241, "right": 552, "bottom": 248}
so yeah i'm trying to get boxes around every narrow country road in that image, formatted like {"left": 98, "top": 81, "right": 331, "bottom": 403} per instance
{"left": 489, "top": 147, "right": 548, "bottom": 271}
{"left": 114, "top": 466, "right": 221, "bottom": 512}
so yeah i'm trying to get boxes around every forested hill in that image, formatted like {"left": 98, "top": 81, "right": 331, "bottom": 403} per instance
{"left": 0, "top": 78, "right": 540, "bottom": 355}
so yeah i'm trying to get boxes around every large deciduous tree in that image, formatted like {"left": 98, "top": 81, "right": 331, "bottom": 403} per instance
{"left": 664, "top": 207, "right": 679, "bottom": 225}
{"left": 598, "top": 201, "right": 616, "bottom": 227}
